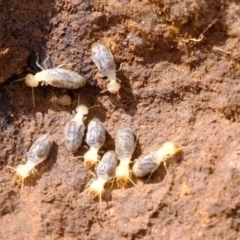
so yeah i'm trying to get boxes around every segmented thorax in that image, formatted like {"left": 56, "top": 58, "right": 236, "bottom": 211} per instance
{"left": 115, "top": 127, "right": 136, "bottom": 160}
{"left": 35, "top": 69, "right": 86, "bottom": 89}
{"left": 132, "top": 152, "right": 159, "bottom": 177}
{"left": 27, "top": 134, "right": 53, "bottom": 165}
{"left": 91, "top": 43, "right": 116, "bottom": 79}
{"left": 65, "top": 116, "right": 85, "bottom": 153}
{"left": 96, "top": 151, "right": 118, "bottom": 181}
{"left": 85, "top": 118, "right": 106, "bottom": 149}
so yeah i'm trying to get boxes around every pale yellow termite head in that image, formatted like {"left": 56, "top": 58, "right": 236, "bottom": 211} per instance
{"left": 115, "top": 164, "right": 129, "bottom": 187}
{"left": 89, "top": 179, "right": 104, "bottom": 198}
{"left": 162, "top": 142, "right": 181, "bottom": 156}
{"left": 7, "top": 163, "right": 32, "bottom": 185}
{"left": 107, "top": 81, "right": 121, "bottom": 94}
{"left": 7, "top": 161, "right": 35, "bottom": 182}
{"left": 24, "top": 73, "right": 40, "bottom": 87}
{"left": 15, "top": 164, "right": 31, "bottom": 180}
{"left": 10, "top": 73, "right": 39, "bottom": 88}
{"left": 83, "top": 148, "right": 98, "bottom": 168}
{"left": 76, "top": 104, "right": 89, "bottom": 115}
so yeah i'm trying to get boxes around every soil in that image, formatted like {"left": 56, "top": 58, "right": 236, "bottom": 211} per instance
{"left": 1, "top": 0, "right": 240, "bottom": 239}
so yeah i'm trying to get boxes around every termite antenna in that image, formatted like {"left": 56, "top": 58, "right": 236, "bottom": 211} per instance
{"left": 35, "top": 54, "right": 46, "bottom": 70}
{"left": 116, "top": 62, "right": 124, "bottom": 72}
{"left": 9, "top": 78, "right": 25, "bottom": 87}
{"left": 56, "top": 62, "right": 75, "bottom": 69}
{"left": 71, "top": 156, "right": 90, "bottom": 170}
{"left": 85, "top": 178, "right": 94, "bottom": 188}
{"left": 72, "top": 156, "right": 97, "bottom": 171}
{"left": 178, "top": 145, "right": 195, "bottom": 151}
{"left": 32, "top": 167, "right": 41, "bottom": 177}
{"left": 89, "top": 170, "right": 97, "bottom": 178}
{"left": 20, "top": 179, "right": 24, "bottom": 192}
{"left": 169, "top": 135, "right": 182, "bottom": 143}
{"left": 146, "top": 170, "right": 155, "bottom": 182}
{"left": 6, "top": 165, "right": 17, "bottom": 171}
{"left": 127, "top": 176, "right": 142, "bottom": 192}
{"left": 88, "top": 105, "right": 100, "bottom": 110}
{"left": 10, "top": 74, "right": 39, "bottom": 88}
{"left": 116, "top": 91, "right": 121, "bottom": 100}
{"left": 42, "top": 54, "right": 50, "bottom": 70}
{"left": 72, "top": 156, "right": 84, "bottom": 159}
{"left": 99, "top": 192, "right": 102, "bottom": 205}
{"left": 32, "top": 87, "right": 36, "bottom": 107}
{"left": 100, "top": 89, "right": 108, "bottom": 94}
{"left": 105, "top": 178, "right": 115, "bottom": 193}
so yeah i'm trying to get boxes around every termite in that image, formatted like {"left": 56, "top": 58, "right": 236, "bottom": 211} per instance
{"left": 7, "top": 134, "right": 52, "bottom": 186}
{"left": 91, "top": 42, "right": 121, "bottom": 95}
{"left": 64, "top": 104, "right": 89, "bottom": 153}
{"left": 132, "top": 142, "right": 182, "bottom": 178}
{"left": 115, "top": 126, "right": 137, "bottom": 188}
{"left": 11, "top": 55, "right": 86, "bottom": 106}
{"left": 89, "top": 150, "right": 118, "bottom": 204}
{"left": 84, "top": 118, "right": 106, "bottom": 168}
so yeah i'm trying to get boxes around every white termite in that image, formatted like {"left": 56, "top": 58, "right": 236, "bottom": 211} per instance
{"left": 11, "top": 55, "right": 86, "bottom": 107}
{"left": 89, "top": 150, "right": 118, "bottom": 204}
{"left": 8, "top": 134, "right": 52, "bottom": 185}
{"left": 91, "top": 42, "right": 121, "bottom": 94}
{"left": 132, "top": 142, "right": 182, "bottom": 178}
{"left": 115, "top": 126, "right": 137, "bottom": 187}
{"left": 15, "top": 55, "right": 86, "bottom": 89}
{"left": 84, "top": 118, "right": 106, "bottom": 168}
{"left": 64, "top": 104, "right": 89, "bottom": 153}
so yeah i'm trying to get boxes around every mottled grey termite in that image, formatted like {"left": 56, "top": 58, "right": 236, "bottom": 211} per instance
{"left": 91, "top": 43, "right": 121, "bottom": 94}
{"left": 132, "top": 142, "right": 182, "bottom": 178}
{"left": 11, "top": 55, "right": 86, "bottom": 106}
{"left": 89, "top": 150, "right": 118, "bottom": 204}
{"left": 115, "top": 126, "right": 136, "bottom": 187}
{"left": 17, "top": 55, "right": 86, "bottom": 89}
{"left": 84, "top": 118, "right": 106, "bottom": 168}
{"left": 65, "top": 104, "right": 89, "bottom": 153}
{"left": 7, "top": 134, "right": 53, "bottom": 185}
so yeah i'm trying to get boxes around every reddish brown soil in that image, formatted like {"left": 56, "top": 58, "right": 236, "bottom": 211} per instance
{"left": 1, "top": 0, "right": 240, "bottom": 239}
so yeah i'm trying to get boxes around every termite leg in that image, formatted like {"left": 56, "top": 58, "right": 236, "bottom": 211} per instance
{"left": 85, "top": 178, "right": 94, "bottom": 188}
{"left": 35, "top": 55, "right": 45, "bottom": 71}
{"left": 163, "top": 160, "right": 169, "bottom": 175}
{"left": 146, "top": 170, "right": 155, "bottom": 183}
{"left": 99, "top": 193, "right": 102, "bottom": 205}
{"left": 56, "top": 63, "right": 75, "bottom": 68}
{"left": 32, "top": 87, "right": 36, "bottom": 108}
{"left": 128, "top": 170, "right": 142, "bottom": 192}
{"left": 116, "top": 62, "right": 124, "bottom": 72}
{"left": 42, "top": 54, "right": 50, "bottom": 70}
{"left": 32, "top": 167, "right": 40, "bottom": 177}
